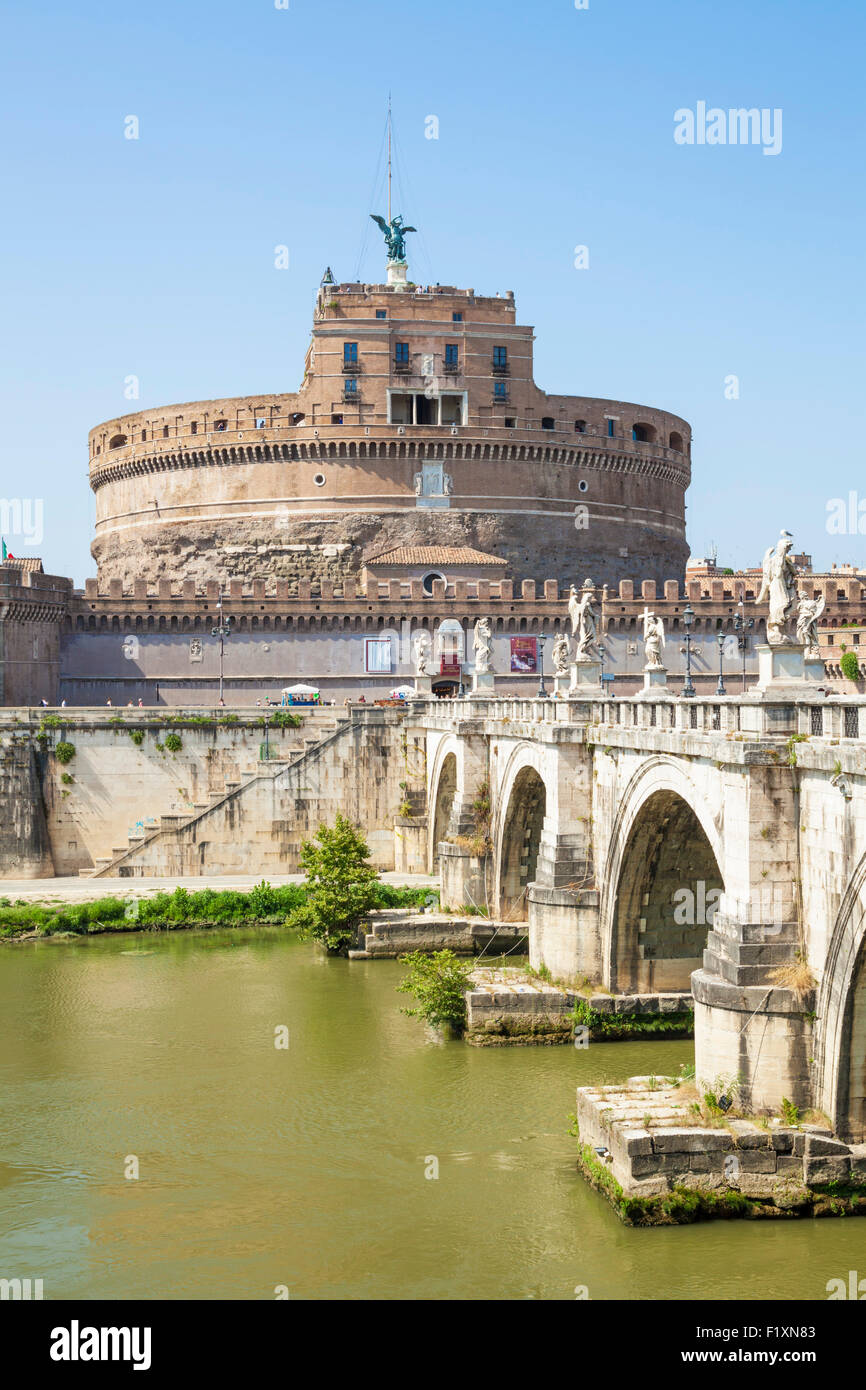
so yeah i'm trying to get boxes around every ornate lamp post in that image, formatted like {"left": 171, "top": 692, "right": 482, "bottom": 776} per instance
{"left": 536, "top": 632, "right": 548, "bottom": 699}
{"left": 681, "top": 604, "right": 696, "bottom": 698}
{"left": 211, "top": 587, "right": 233, "bottom": 705}
{"left": 715, "top": 630, "right": 727, "bottom": 696}
{"left": 734, "top": 598, "right": 754, "bottom": 693}
{"left": 263, "top": 710, "right": 271, "bottom": 761}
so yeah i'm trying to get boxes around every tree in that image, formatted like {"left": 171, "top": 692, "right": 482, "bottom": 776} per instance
{"left": 840, "top": 649, "right": 860, "bottom": 681}
{"left": 397, "top": 949, "right": 476, "bottom": 1035}
{"left": 296, "top": 815, "right": 380, "bottom": 953}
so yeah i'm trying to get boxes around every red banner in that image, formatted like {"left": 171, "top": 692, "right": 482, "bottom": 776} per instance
{"left": 510, "top": 637, "right": 537, "bottom": 673}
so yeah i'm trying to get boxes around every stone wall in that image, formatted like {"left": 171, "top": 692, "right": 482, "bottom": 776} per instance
{"left": 0, "top": 739, "right": 54, "bottom": 878}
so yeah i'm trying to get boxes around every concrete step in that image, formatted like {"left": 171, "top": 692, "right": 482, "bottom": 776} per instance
{"left": 705, "top": 929, "right": 798, "bottom": 967}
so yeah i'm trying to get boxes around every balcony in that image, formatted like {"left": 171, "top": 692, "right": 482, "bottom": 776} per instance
{"left": 393, "top": 359, "right": 412, "bottom": 374}
{"left": 443, "top": 360, "right": 460, "bottom": 375}
{"left": 341, "top": 360, "right": 361, "bottom": 374}
{"left": 341, "top": 389, "right": 361, "bottom": 404}
{"left": 491, "top": 360, "right": 510, "bottom": 376}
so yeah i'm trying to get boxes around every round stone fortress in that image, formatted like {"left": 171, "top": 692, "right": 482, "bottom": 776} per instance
{"left": 88, "top": 277, "right": 691, "bottom": 589}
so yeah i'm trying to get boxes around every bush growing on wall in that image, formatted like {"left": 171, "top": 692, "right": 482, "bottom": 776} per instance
{"left": 163, "top": 732, "right": 183, "bottom": 752}
{"left": 840, "top": 650, "right": 860, "bottom": 681}
{"left": 54, "top": 741, "right": 76, "bottom": 764}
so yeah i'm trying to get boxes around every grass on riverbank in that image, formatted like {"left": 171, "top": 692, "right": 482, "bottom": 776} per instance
{"left": 0, "top": 881, "right": 438, "bottom": 939}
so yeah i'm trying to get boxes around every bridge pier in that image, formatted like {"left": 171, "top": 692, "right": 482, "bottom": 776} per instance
{"left": 693, "top": 912, "right": 814, "bottom": 1110}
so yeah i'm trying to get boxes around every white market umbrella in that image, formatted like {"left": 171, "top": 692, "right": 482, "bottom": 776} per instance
{"left": 390, "top": 684, "right": 416, "bottom": 698}
{"left": 281, "top": 684, "right": 320, "bottom": 695}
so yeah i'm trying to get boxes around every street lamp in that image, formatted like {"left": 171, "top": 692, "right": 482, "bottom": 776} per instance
{"left": 211, "top": 587, "right": 233, "bottom": 705}
{"left": 537, "top": 632, "right": 548, "bottom": 698}
{"left": 734, "top": 598, "right": 755, "bottom": 693}
{"left": 715, "top": 630, "right": 727, "bottom": 696}
{"left": 263, "top": 710, "right": 270, "bottom": 761}
{"left": 681, "top": 604, "right": 696, "bottom": 698}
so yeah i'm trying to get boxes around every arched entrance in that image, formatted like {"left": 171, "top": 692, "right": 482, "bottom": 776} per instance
{"left": 817, "top": 857, "right": 866, "bottom": 1140}
{"left": 431, "top": 753, "right": 457, "bottom": 870}
{"left": 498, "top": 766, "right": 546, "bottom": 920}
{"left": 612, "top": 789, "right": 723, "bottom": 993}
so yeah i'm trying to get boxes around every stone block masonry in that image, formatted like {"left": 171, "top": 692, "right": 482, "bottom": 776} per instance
{"left": 575, "top": 1075, "right": 866, "bottom": 1223}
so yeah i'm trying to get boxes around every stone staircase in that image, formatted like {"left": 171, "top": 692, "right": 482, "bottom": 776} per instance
{"left": 79, "top": 713, "right": 344, "bottom": 878}
{"left": 702, "top": 912, "right": 803, "bottom": 989}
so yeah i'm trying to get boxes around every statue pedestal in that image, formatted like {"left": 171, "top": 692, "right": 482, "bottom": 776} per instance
{"left": 553, "top": 674, "right": 571, "bottom": 697}
{"left": 569, "top": 659, "right": 604, "bottom": 696}
{"left": 756, "top": 643, "right": 824, "bottom": 695}
{"left": 387, "top": 260, "right": 409, "bottom": 291}
{"left": 471, "top": 671, "right": 495, "bottom": 696}
{"left": 805, "top": 655, "right": 826, "bottom": 683}
{"left": 642, "top": 665, "right": 669, "bottom": 693}
{"left": 412, "top": 676, "right": 432, "bottom": 697}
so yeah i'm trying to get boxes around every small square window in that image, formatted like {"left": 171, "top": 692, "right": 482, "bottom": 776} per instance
{"left": 395, "top": 342, "right": 409, "bottom": 364}
{"left": 344, "top": 379, "right": 357, "bottom": 394}
{"left": 494, "top": 382, "right": 507, "bottom": 400}
{"left": 343, "top": 342, "right": 358, "bottom": 363}
{"left": 375, "top": 310, "right": 387, "bottom": 319}
{"left": 493, "top": 346, "right": 507, "bottom": 368}
{"left": 452, "top": 312, "right": 462, "bottom": 323}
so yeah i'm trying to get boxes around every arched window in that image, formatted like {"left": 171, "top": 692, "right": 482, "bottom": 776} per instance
{"left": 669, "top": 431, "right": 684, "bottom": 451}
{"left": 574, "top": 420, "right": 586, "bottom": 433}
{"left": 541, "top": 416, "right": 555, "bottom": 430}
{"left": 109, "top": 434, "right": 127, "bottom": 449}
{"left": 436, "top": 618, "right": 465, "bottom": 662}
{"left": 632, "top": 422, "right": 656, "bottom": 443}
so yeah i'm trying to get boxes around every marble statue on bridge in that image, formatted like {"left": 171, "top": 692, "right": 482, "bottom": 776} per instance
{"left": 568, "top": 580, "right": 601, "bottom": 661}
{"left": 757, "top": 530, "right": 799, "bottom": 645}
{"left": 642, "top": 609, "right": 666, "bottom": 669}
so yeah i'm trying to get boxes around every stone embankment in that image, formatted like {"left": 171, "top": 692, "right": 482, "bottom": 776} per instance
{"left": 349, "top": 911, "right": 527, "bottom": 959}
{"left": 464, "top": 967, "right": 693, "bottom": 1045}
{"left": 575, "top": 1075, "right": 866, "bottom": 1224}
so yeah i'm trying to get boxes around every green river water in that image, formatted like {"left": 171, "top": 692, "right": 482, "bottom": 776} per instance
{"left": 1, "top": 928, "right": 862, "bottom": 1301}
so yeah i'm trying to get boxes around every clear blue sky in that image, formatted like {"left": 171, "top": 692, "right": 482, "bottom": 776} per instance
{"left": 1, "top": 0, "right": 863, "bottom": 583}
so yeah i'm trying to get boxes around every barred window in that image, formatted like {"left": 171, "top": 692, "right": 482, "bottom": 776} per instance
{"left": 689, "top": 704, "right": 698, "bottom": 729}
{"left": 810, "top": 706, "right": 824, "bottom": 736}
{"left": 845, "top": 706, "right": 859, "bottom": 738}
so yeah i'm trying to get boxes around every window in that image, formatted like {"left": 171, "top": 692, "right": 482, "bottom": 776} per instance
{"left": 445, "top": 343, "right": 459, "bottom": 365}
{"left": 632, "top": 422, "right": 656, "bottom": 443}
{"left": 505, "top": 417, "right": 516, "bottom": 428}
{"left": 810, "top": 707, "right": 824, "bottom": 736}
{"left": 343, "top": 342, "right": 358, "bottom": 363}
{"left": 215, "top": 419, "right": 228, "bottom": 431}
{"left": 365, "top": 638, "right": 392, "bottom": 673}
{"left": 395, "top": 342, "right": 409, "bottom": 364}
{"left": 494, "top": 381, "right": 508, "bottom": 401}
{"left": 140, "top": 430, "right": 146, "bottom": 442}
{"left": 607, "top": 419, "right": 615, "bottom": 437}
{"left": 541, "top": 417, "right": 555, "bottom": 430}
{"left": 330, "top": 415, "right": 343, "bottom": 425}
{"left": 575, "top": 420, "right": 586, "bottom": 433}
{"left": 845, "top": 706, "right": 859, "bottom": 738}
{"left": 578, "top": 479, "right": 589, "bottom": 493}
{"left": 669, "top": 431, "right": 684, "bottom": 451}
{"left": 190, "top": 421, "right": 198, "bottom": 434}
{"left": 375, "top": 309, "right": 387, "bottom": 319}
{"left": 255, "top": 417, "right": 265, "bottom": 428}
{"left": 422, "top": 571, "right": 445, "bottom": 595}
{"left": 313, "top": 473, "right": 326, "bottom": 486}
{"left": 109, "top": 434, "right": 127, "bottom": 449}
{"left": 344, "top": 378, "right": 358, "bottom": 395}
{"left": 493, "top": 346, "right": 508, "bottom": 369}
{"left": 162, "top": 425, "right": 169, "bottom": 437}
{"left": 452, "top": 312, "right": 463, "bottom": 323}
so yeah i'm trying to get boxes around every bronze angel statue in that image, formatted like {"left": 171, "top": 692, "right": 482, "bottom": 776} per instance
{"left": 370, "top": 213, "right": 416, "bottom": 263}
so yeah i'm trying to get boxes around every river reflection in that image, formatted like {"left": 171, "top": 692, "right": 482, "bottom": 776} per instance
{"left": 0, "top": 929, "right": 859, "bottom": 1300}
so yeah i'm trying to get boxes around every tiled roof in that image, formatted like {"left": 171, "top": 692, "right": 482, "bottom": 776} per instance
{"left": 0, "top": 556, "right": 43, "bottom": 572}
{"left": 367, "top": 546, "right": 507, "bottom": 567}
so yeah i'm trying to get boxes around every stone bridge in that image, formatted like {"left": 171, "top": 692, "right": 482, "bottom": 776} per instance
{"left": 414, "top": 691, "right": 866, "bottom": 1141}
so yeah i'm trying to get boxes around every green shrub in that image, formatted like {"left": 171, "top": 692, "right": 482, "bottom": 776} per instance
{"left": 397, "top": 949, "right": 475, "bottom": 1034}
{"left": 295, "top": 815, "right": 380, "bottom": 952}
{"left": 54, "top": 741, "right": 76, "bottom": 764}
{"left": 60, "top": 772, "right": 74, "bottom": 785}
{"left": 129, "top": 729, "right": 145, "bottom": 746}
{"left": 163, "top": 732, "right": 183, "bottom": 752}
{"left": 840, "top": 650, "right": 860, "bottom": 681}
{"left": 269, "top": 710, "right": 302, "bottom": 729}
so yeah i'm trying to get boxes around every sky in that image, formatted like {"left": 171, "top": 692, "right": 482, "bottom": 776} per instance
{"left": 0, "top": 0, "right": 864, "bottom": 584}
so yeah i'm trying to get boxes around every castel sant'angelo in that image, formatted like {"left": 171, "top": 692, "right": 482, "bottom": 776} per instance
{"left": 16, "top": 207, "right": 828, "bottom": 708}
{"left": 89, "top": 219, "right": 691, "bottom": 594}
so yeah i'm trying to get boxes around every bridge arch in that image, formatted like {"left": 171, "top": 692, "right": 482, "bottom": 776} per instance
{"left": 427, "top": 735, "right": 461, "bottom": 874}
{"left": 602, "top": 757, "right": 725, "bottom": 993}
{"left": 815, "top": 851, "right": 866, "bottom": 1140}
{"left": 493, "top": 745, "right": 551, "bottom": 921}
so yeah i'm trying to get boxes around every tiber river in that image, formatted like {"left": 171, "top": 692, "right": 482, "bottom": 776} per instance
{"left": 1, "top": 928, "right": 862, "bottom": 1301}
